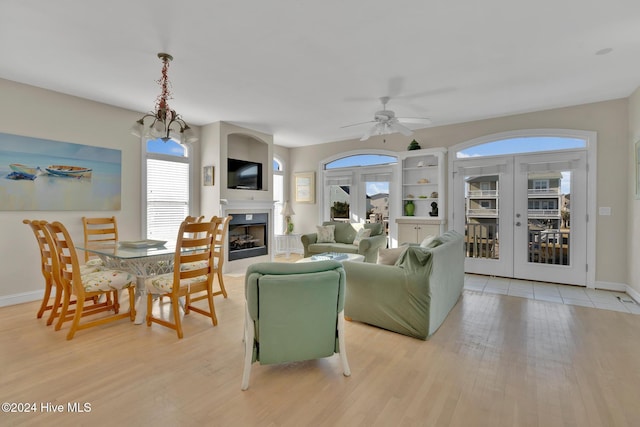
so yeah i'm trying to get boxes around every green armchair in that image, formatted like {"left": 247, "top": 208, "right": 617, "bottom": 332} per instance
{"left": 241, "top": 260, "right": 351, "bottom": 390}
{"left": 300, "top": 221, "right": 387, "bottom": 263}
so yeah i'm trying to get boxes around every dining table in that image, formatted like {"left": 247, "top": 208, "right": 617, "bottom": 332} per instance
{"left": 77, "top": 239, "right": 178, "bottom": 324}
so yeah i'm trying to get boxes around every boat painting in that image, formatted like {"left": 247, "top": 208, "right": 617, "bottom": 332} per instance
{"left": 0, "top": 132, "right": 121, "bottom": 211}
{"left": 45, "top": 165, "right": 92, "bottom": 178}
{"left": 7, "top": 163, "right": 42, "bottom": 180}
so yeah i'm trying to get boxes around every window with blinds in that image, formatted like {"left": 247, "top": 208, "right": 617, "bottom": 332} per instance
{"left": 146, "top": 139, "right": 190, "bottom": 241}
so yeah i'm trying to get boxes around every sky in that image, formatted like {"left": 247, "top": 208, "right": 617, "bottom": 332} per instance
{"left": 326, "top": 137, "right": 585, "bottom": 195}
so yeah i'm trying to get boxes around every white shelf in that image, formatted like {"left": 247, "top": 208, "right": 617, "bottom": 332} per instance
{"left": 397, "top": 148, "right": 446, "bottom": 220}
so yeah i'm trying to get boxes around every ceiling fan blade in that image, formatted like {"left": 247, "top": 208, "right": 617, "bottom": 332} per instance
{"left": 341, "top": 120, "right": 375, "bottom": 129}
{"left": 388, "top": 121, "right": 414, "bottom": 136}
{"left": 397, "top": 117, "right": 432, "bottom": 124}
{"left": 360, "top": 123, "right": 379, "bottom": 141}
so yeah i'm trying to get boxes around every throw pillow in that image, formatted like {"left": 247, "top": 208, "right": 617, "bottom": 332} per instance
{"left": 316, "top": 225, "right": 336, "bottom": 243}
{"left": 352, "top": 228, "right": 372, "bottom": 246}
{"left": 377, "top": 245, "right": 408, "bottom": 265}
{"left": 419, "top": 235, "right": 436, "bottom": 248}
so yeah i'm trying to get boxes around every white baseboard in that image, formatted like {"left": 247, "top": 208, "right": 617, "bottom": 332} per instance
{"left": 0, "top": 290, "right": 44, "bottom": 308}
{"left": 593, "top": 280, "right": 627, "bottom": 292}
{"left": 595, "top": 280, "right": 640, "bottom": 304}
{"left": 625, "top": 285, "right": 640, "bottom": 304}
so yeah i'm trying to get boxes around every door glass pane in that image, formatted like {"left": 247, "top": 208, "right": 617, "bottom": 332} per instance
{"left": 465, "top": 174, "right": 499, "bottom": 259}
{"left": 366, "top": 181, "right": 389, "bottom": 236}
{"left": 527, "top": 170, "right": 570, "bottom": 265}
{"left": 329, "top": 185, "right": 350, "bottom": 221}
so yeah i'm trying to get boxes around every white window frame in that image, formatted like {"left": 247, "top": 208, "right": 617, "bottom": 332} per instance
{"left": 140, "top": 138, "right": 195, "bottom": 239}
{"left": 273, "top": 156, "right": 285, "bottom": 235}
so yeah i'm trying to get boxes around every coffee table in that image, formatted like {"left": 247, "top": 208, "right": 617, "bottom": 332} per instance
{"left": 297, "top": 253, "right": 365, "bottom": 263}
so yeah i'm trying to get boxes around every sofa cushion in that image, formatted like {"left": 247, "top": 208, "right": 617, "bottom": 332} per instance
{"left": 308, "top": 242, "right": 359, "bottom": 255}
{"left": 377, "top": 245, "right": 408, "bottom": 265}
{"left": 352, "top": 228, "right": 371, "bottom": 246}
{"left": 316, "top": 225, "right": 336, "bottom": 243}
{"left": 321, "top": 221, "right": 384, "bottom": 244}
{"left": 419, "top": 235, "right": 436, "bottom": 248}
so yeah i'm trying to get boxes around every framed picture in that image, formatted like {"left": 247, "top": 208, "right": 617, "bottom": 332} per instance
{"left": 636, "top": 140, "right": 640, "bottom": 199}
{"left": 203, "top": 165, "right": 214, "bottom": 186}
{"left": 0, "top": 132, "right": 121, "bottom": 210}
{"left": 295, "top": 172, "right": 315, "bottom": 203}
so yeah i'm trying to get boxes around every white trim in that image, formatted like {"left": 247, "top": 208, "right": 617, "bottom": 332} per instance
{"left": 0, "top": 290, "right": 44, "bottom": 307}
{"left": 625, "top": 285, "right": 640, "bottom": 304}
{"left": 593, "top": 281, "right": 627, "bottom": 293}
{"left": 451, "top": 128, "right": 591, "bottom": 157}
{"left": 319, "top": 149, "right": 399, "bottom": 227}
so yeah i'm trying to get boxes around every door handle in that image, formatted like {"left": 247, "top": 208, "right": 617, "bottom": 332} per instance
{"left": 515, "top": 222, "right": 521, "bottom": 226}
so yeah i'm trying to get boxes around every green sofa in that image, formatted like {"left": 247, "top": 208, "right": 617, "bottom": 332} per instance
{"left": 300, "top": 221, "right": 387, "bottom": 263}
{"left": 342, "top": 230, "right": 464, "bottom": 340}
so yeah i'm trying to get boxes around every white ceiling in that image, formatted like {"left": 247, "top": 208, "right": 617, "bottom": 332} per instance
{"left": 2, "top": 1, "right": 640, "bottom": 147}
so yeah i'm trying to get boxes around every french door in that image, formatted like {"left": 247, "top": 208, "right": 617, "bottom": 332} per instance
{"left": 452, "top": 150, "right": 588, "bottom": 285}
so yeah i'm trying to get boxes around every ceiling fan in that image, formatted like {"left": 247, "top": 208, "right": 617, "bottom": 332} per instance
{"left": 342, "top": 96, "right": 432, "bottom": 141}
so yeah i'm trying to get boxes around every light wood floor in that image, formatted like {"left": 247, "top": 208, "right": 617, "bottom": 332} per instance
{"left": 2, "top": 264, "right": 640, "bottom": 426}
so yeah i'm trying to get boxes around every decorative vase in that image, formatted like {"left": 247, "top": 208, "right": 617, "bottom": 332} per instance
{"left": 405, "top": 200, "right": 415, "bottom": 216}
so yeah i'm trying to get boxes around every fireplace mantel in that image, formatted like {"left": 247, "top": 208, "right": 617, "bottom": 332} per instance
{"left": 220, "top": 199, "right": 276, "bottom": 213}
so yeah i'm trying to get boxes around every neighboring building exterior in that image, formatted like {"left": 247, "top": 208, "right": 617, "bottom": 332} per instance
{"left": 465, "top": 173, "right": 564, "bottom": 230}
{"left": 367, "top": 193, "right": 389, "bottom": 219}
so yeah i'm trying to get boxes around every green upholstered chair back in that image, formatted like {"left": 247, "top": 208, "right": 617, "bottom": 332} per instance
{"left": 245, "top": 261, "right": 345, "bottom": 365}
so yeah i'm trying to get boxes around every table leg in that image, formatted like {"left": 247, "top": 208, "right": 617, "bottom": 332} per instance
{"left": 134, "top": 277, "right": 146, "bottom": 325}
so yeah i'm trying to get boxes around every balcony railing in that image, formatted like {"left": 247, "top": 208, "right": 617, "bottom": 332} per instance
{"left": 527, "top": 209, "right": 560, "bottom": 218}
{"left": 467, "top": 208, "right": 498, "bottom": 217}
{"left": 467, "top": 190, "right": 498, "bottom": 198}
{"left": 528, "top": 188, "right": 560, "bottom": 196}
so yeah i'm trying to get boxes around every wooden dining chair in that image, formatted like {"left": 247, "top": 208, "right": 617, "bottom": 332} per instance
{"left": 187, "top": 215, "right": 232, "bottom": 308}
{"left": 211, "top": 215, "right": 232, "bottom": 298}
{"left": 145, "top": 220, "right": 218, "bottom": 339}
{"left": 23, "top": 219, "right": 59, "bottom": 324}
{"left": 25, "top": 219, "right": 108, "bottom": 326}
{"left": 82, "top": 216, "right": 118, "bottom": 263}
{"left": 185, "top": 215, "right": 205, "bottom": 223}
{"left": 45, "top": 221, "right": 136, "bottom": 340}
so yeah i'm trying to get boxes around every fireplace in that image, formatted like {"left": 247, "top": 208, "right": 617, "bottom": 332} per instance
{"left": 228, "top": 213, "right": 268, "bottom": 261}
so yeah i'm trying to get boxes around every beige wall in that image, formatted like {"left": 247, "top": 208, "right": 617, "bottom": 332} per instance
{"left": 627, "top": 87, "right": 640, "bottom": 296}
{"left": 0, "top": 76, "right": 633, "bottom": 302}
{"left": 0, "top": 78, "right": 202, "bottom": 302}
{"left": 290, "top": 99, "right": 629, "bottom": 286}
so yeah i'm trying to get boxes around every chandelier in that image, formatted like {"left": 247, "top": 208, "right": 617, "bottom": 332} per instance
{"left": 130, "top": 53, "right": 197, "bottom": 143}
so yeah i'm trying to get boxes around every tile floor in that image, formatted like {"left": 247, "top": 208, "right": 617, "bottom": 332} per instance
{"left": 464, "top": 274, "right": 640, "bottom": 314}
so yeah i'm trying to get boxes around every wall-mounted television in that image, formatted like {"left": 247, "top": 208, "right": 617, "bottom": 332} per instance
{"left": 227, "top": 158, "right": 263, "bottom": 190}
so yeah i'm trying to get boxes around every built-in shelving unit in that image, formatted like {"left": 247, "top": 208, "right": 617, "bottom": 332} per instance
{"left": 395, "top": 147, "right": 447, "bottom": 243}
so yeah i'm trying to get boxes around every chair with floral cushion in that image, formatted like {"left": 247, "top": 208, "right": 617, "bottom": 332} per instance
{"left": 44, "top": 221, "right": 136, "bottom": 340}
{"left": 145, "top": 220, "right": 218, "bottom": 339}
{"left": 24, "top": 219, "right": 104, "bottom": 326}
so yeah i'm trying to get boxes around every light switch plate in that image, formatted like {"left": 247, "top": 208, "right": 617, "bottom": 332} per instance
{"left": 598, "top": 207, "right": 611, "bottom": 216}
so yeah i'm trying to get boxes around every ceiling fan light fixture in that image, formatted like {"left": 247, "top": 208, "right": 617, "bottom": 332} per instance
{"left": 131, "top": 53, "right": 197, "bottom": 144}
{"left": 345, "top": 95, "right": 427, "bottom": 141}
